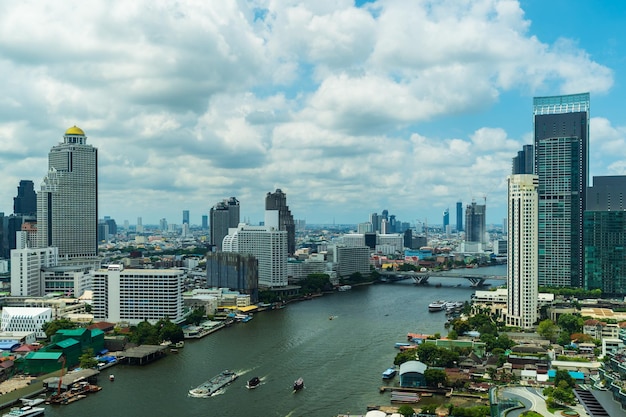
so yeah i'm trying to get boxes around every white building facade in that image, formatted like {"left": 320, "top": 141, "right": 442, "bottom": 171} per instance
{"left": 506, "top": 174, "right": 539, "bottom": 329}
{"left": 1, "top": 307, "right": 52, "bottom": 339}
{"left": 91, "top": 265, "right": 185, "bottom": 324}
{"left": 10, "top": 246, "right": 58, "bottom": 296}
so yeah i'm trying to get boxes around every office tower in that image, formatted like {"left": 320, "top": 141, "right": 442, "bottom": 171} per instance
{"left": 14, "top": 180, "right": 37, "bottom": 216}
{"left": 210, "top": 197, "right": 240, "bottom": 250}
{"left": 223, "top": 224, "right": 287, "bottom": 287}
{"left": 160, "top": 218, "right": 168, "bottom": 231}
{"left": 136, "top": 217, "right": 143, "bottom": 233}
{"left": 370, "top": 213, "right": 380, "bottom": 233}
{"left": 456, "top": 201, "right": 463, "bottom": 232}
{"left": 91, "top": 265, "right": 185, "bottom": 324}
{"left": 443, "top": 208, "right": 449, "bottom": 235}
{"left": 333, "top": 245, "right": 371, "bottom": 278}
{"left": 265, "top": 189, "right": 295, "bottom": 255}
{"left": 506, "top": 174, "right": 538, "bottom": 329}
{"left": 201, "top": 215, "right": 208, "bottom": 230}
{"left": 357, "top": 222, "right": 373, "bottom": 234}
{"left": 534, "top": 93, "right": 589, "bottom": 287}
{"left": 465, "top": 201, "right": 486, "bottom": 244}
{"left": 585, "top": 176, "right": 626, "bottom": 296}
{"left": 381, "top": 209, "right": 389, "bottom": 222}
{"left": 206, "top": 252, "right": 258, "bottom": 302}
{"left": 183, "top": 210, "right": 190, "bottom": 225}
{"left": 37, "top": 126, "right": 98, "bottom": 260}
{"left": 123, "top": 220, "right": 129, "bottom": 230}
{"left": 512, "top": 144, "right": 534, "bottom": 175}
{"left": 10, "top": 245, "right": 58, "bottom": 296}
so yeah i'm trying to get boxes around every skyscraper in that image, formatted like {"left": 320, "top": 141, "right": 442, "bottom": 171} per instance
{"left": 37, "top": 126, "right": 98, "bottom": 260}
{"left": 584, "top": 176, "right": 626, "bottom": 296}
{"left": 465, "top": 201, "right": 486, "bottom": 244}
{"left": 14, "top": 180, "right": 37, "bottom": 216}
{"left": 512, "top": 144, "right": 534, "bottom": 175}
{"left": 182, "top": 210, "right": 190, "bottom": 225}
{"left": 443, "top": 208, "right": 449, "bottom": 235}
{"left": 210, "top": 197, "right": 240, "bottom": 250}
{"left": 506, "top": 174, "right": 538, "bottom": 329}
{"left": 534, "top": 93, "right": 589, "bottom": 287}
{"left": 265, "top": 189, "right": 295, "bottom": 255}
{"left": 201, "top": 215, "right": 208, "bottom": 230}
{"left": 456, "top": 201, "right": 463, "bottom": 232}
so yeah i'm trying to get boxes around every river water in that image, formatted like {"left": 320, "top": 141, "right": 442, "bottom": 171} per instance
{"left": 45, "top": 265, "right": 506, "bottom": 417}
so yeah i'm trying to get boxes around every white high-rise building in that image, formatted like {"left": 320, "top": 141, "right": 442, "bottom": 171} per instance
{"left": 506, "top": 174, "right": 539, "bottom": 329}
{"left": 37, "top": 126, "right": 97, "bottom": 260}
{"left": 91, "top": 265, "right": 185, "bottom": 324}
{"left": 223, "top": 223, "right": 287, "bottom": 287}
{"left": 10, "top": 246, "right": 59, "bottom": 296}
{"left": 1, "top": 307, "right": 52, "bottom": 338}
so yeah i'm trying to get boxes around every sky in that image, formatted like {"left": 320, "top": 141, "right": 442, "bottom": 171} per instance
{"left": 1, "top": 0, "right": 625, "bottom": 227}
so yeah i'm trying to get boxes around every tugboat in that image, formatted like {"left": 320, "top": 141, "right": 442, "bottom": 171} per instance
{"left": 293, "top": 377, "right": 304, "bottom": 392}
{"left": 246, "top": 376, "right": 261, "bottom": 389}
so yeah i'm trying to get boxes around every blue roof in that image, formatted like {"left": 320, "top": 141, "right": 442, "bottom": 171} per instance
{"left": 547, "top": 370, "right": 585, "bottom": 380}
{"left": 0, "top": 341, "right": 20, "bottom": 350}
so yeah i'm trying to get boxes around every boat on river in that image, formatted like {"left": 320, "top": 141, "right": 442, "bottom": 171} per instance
{"left": 246, "top": 376, "right": 261, "bottom": 389}
{"left": 382, "top": 368, "right": 397, "bottom": 379}
{"left": 428, "top": 300, "right": 447, "bottom": 312}
{"left": 293, "top": 377, "right": 304, "bottom": 392}
{"left": 2, "top": 406, "right": 45, "bottom": 417}
{"left": 189, "top": 370, "right": 238, "bottom": 398}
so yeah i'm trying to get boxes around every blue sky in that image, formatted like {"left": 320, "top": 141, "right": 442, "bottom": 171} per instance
{"left": 0, "top": 0, "right": 624, "bottom": 227}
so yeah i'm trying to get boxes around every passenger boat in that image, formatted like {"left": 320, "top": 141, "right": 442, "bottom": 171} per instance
{"left": 293, "top": 377, "right": 304, "bottom": 392}
{"left": 2, "top": 406, "right": 45, "bottom": 417}
{"left": 382, "top": 368, "right": 397, "bottom": 379}
{"left": 246, "top": 376, "right": 261, "bottom": 389}
{"left": 189, "top": 370, "right": 238, "bottom": 398}
{"left": 338, "top": 285, "right": 352, "bottom": 291}
{"left": 428, "top": 300, "right": 447, "bottom": 312}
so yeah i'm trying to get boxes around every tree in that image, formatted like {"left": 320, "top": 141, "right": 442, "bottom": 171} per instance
{"left": 397, "top": 404, "right": 415, "bottom": 417}
{"left": 554, "top": 369, "right": 576, "bottom": 389}
{"left": 394, "top": 349, "right": 418, "bottom": 366}
{"left": 79, "top": 348, "right": 99, "bottom": 369}
{"left": 157, "top": 318, "right": 184, "bottom": 343}
{"left": 130, "top": 320, "right": 159, "bottom": 345}
{"left": 186, "top": 308, "right": 206, "bottom": 326}
{"left": 41, "top": 318, "right": 77, "bottom": 339}
{"left": 537, "top": 319, "right": 558, "bottom": 342}
{"left": 424, "top": 368, "right": 448, "bottom": 387}
{"left": 558, "top": 314, "right": 583, "bottom": 336}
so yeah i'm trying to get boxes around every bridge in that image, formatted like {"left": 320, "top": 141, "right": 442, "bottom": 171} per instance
{"left": 378, "top": 270, "right": 506, "bottom": 287}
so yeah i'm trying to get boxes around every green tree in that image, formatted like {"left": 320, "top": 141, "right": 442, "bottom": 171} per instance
{"left": 424, "top": 368, "right": 448, "bottom": 387}
{"left": 130, "top": 320, "right": 159, "bottom": 345}
{"left": 79, "top": 348, "right": 99, "bottom": 369}
{"left": 186, "top": 307, "right": 206, "bottom": 326}
{"left": 397, "top": 404, "right": 415, "bottom": 417}
{"left": 394, "top": 349, "right": 418, "bottom": 366}
{"left": 537, "top": 319, "right": 558, "bottom": 342}
{"left": 41, "top": 318, "right": 77, "bottom": 339}
{"left": 557, "top": 314, "right": 583, "bottom": 336}
{"left": 157, "top": 318, "right": 184, "bottom": 343}
{"left": 554, "top": 370, "right": 576, "bottom": 389}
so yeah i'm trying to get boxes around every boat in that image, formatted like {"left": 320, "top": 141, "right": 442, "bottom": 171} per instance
{"left": 382, "top": 368, "right": 397, "bottom": 379}
{"left": 428, "top": 300, "right": 447, "bottom": 312}
{"left": 109, "top": 374, "right": 115, "bottom": 381}
{"left": 246, "top": 376, "right": 261, "bottom": 389}
{"left": 338, "top": 285, "right": 352, "bottom": 291}
{"left": 170, "top": 348, "right": 178, "bottom": 354}
{"left": 19, "top": 399, "right": 44, "bottom": 407}
{"left": 2, "top": 406, "right": 45, "bottom": 417}
{"left": 169, "top": 341, "right": 185, "bottom": 348}
{"left": 293, "top": 377, "right": 304, "bottom": 392}
{"left": 188, "top": 370, "right": 238, "bottom": 398}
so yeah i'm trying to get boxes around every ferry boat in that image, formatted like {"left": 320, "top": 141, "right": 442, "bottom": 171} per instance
{"left": 246, "top": 376, "right": 261, "bottom": 389}
{"left": 428, "top": 300, "right": 447, "bottom": 312}
{"left": 189, "top": 370, "right": 238, "bottom": 398}
{"left": 382, "top": 368, "right": 397, "bottom": 379}
{"left": 2, "top": 406, "right": 45, "bottom": 417}
{"left": 293, "top": 377, "right": 304, "bottom": 392}
{"left": 337, "top": 285, "right": 352, "bottom": 291}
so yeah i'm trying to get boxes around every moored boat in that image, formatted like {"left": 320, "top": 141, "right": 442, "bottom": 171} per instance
{"left": 382, "top": 368, "right": 397, "bottom": 379}
{"left": 293, "top": 377, "right": 304, "bottom": 392}
{"left": 246, "top": 376, "right": 261, "bottom": 389}
{"left": 189, "top": 370, "right": 238, "bottom": 398}
{"left": 2, "top": 406, "right": 45, "bottom": 417}
{"left": 428, "top": 300, "right": 447, "bottom": 312}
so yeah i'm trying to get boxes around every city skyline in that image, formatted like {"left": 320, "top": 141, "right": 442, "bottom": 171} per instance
{"left": 1, "top": 1, "right": 625, "bottom": 225}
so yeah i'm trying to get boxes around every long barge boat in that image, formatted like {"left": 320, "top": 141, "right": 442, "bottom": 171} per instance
{"left": 188, "top": 370, "right": 238, "bottom": 398}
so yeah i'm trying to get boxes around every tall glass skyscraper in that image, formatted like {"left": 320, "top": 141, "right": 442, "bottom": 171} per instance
{"left": 456, "top": 201, "right": 463, "bottom": 232}
{"left": 534, "top": 93, "right": 589, "bottom": 288}
{"left": 265, "top": 189, "right": 295, "bottom": 255}
{"left": 210, "top": 197, "right": 240, "bottom": 250}
{"left": 37, "top": 126, "right": 98, "bottom": 260}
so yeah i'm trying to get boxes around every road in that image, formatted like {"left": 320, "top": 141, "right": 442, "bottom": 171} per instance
{"left": 500, "top": 386, "right": 590, "bottom": 417}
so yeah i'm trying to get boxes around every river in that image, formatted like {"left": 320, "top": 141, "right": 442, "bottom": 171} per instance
{"left": 44, "top": 265, "right": 506, "bottom": 417}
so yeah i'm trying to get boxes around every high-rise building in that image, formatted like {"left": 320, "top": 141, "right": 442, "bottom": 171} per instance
{"left": 201, "top": 215, "right": 208, "bottom": 230}
{"left": 206, "top": 252, "right": 258, "bottom": 302}
{"left": 370, "top": 213, "right": 380, "bottom": 233}
{"left": 465, "top": 201, "right": 486, "bottom": 244}
{"left": 443, "top": 208, "right": 449, "bottom": 235}
{"left": 506, "top": 174, "right": 538, "bottom": 329}
{"left": 456, "top": 201, "right": 463, "bottom": 232}
{"left": 265, "top": 189, "right": 295, "bottom": 255}
{"left": 210, "top": 197, "right": 240, "bottom": 250}
{"left": 584, "top": 176, "right": 626, "bottom": 296}
{"left": 534, "top": 93, "right": 589, "bottom": 287}
{"left": 223, "top": 224, "right": 287, "bottom": 287}
{"left": 14, "top": 180, "right": 37, "bottom": 216}
{"left": 37, "top": 126, "right": 98, "bottom": 260}
{"left": 136, "top": 217, "right": 143, "bottom": 233}
{"left": 512, "top": 144, "right": 534, "bottom": 175}
{"left": 10, "top": 245, "right": 58, "bottom": 296}
{"left": 182, "top": 210, "right": 190, "bottom": 225}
